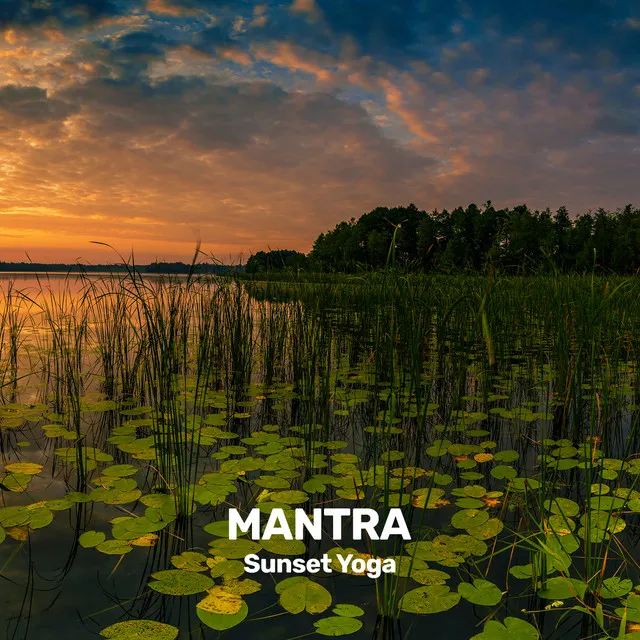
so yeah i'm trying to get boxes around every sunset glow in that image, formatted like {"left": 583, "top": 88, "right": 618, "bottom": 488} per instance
{"left": 1, "top": 1, "right": 638, "bottom": 263}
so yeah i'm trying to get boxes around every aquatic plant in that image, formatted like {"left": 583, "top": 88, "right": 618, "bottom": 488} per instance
{"left": 0, "top": 270, "right": 638, "bottom": 639}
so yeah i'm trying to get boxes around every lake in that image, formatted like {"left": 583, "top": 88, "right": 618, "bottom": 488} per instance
{"left": 0, "top": 272, "right": 639, "bottom": 639}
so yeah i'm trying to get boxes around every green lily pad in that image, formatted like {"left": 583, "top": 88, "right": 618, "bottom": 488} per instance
{"left": 538, "top": 577, "right": 587, "bottom": 600}
{"left": 600, "top": 577, "right": 633, "bottom": 599}
{"left": 467, "top": 518, "right": 504, "bottom": 540}
{"left": 112, "top": 517, "right": 167, "bottom": 540}
{"left": 44, "top": 498, "right": 73, "bottom": 511}
{"left": 494, "top": 450, "right": 519, "bottom": 463}
{"left": 269, "top": 490, "right": 309, "bottom": 505}
{"left": 208, "top": 538, "right": 262, "bottom": 559}
{"left": 412, "top": 569, "right": 451, "bottom": 586}
{"left": 90, "top": 487, "right": 142, "bottom": 505}
{"left": 458, "top": 579, "right": 502, "bottom": 606}
{"left": 463, "top": 485, "right": 487, "bottom": 498}
{"left": 0, "top": 506, "right": 30, "bottom": 527}
{"left": 399, "top": 585, "right": 461, "bottom": 614}
{"left": 28, "top": 507, "right": 54, "bottom": 529}
{"left": 304, "top": 477, "right": 328, "bottom": 493}
{"left": 470, "top": 616, "right": 540, "bottom": 639}
{"left": 331, "top": 453, "right": 360, "bottom": 464}
{"left": 278, "top": 577, "right": 332, "bottom": 614}
{"left": 509, "top": 564, "right": 534, "bottom": 579}
{"left": 197, "top": 598, "right": 248, "bottom": 630}
{"left": 261, "top": 535, "right": 306, "bottom": 555}
{"left": 490, "top": 465, "right": 517, "bottom": 480}
{"left": 544, "top": 497, "right": 580, "bottom": 518}
{"left": 100, "top": 620, "right": 179, "bottom": 639}
{"left": 332, "top": 604, "right": 364, "bottom": 617}
{"left": 509, "top": 478, "right": 541, "bottom": 491}
{"left": 209, "top": 558, "right": 245, "bottom": 579}
{"left": 254, "top": 475, "right": 290, "bottom": 489}
{"left": 66, "top": 491, "right": 92, "bottom": 503}
{"left": 96, "top": 540, "right": 133, "bottom": 555}
{"left": 451, "top": 509, "right": 489, "bottom": 530}
{"left": 455, "top": 498, "right": 485, "bottom": 509}
{"left": 546, "top": 532, "right": 580, "bottom": 555}
{"left": 314, "top": 616, "right": 363, "bottom": 636}
{"left": 79, "top": 530, "right": 106, "bottom": 548}
{"left": 615, "top": 594, "right": 640, "bottom": 623}
{"left": 149, "top": 569, "right": 214, "bottom": 595}
{"left": 102, "top": 464, "right": 138, "bottom": 478}
{"left": 204, "top": 520, "right": 245, "bottom": 537}
{"left": 170, "top": 552, "right": 208, "bottom": 572}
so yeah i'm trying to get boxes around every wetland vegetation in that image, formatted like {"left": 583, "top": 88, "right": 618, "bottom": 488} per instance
{"left": 0, "top": 269, "right": 639, "bottom": 640}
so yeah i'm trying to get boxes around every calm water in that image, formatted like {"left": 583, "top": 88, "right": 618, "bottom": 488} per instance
{"left": 0, "top": 273, "right": 637, "bottom": 639}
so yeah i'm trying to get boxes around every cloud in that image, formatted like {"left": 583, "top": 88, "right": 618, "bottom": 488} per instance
{"left": 0, "top": 0, "right": 638, "bottom": 262}
{"left": 253, "top": 41, "right": 336, "bottom": 81}
{"left": 0, "top": 72, "right": 434, "bottom": 260}
{"left": 594, "top": 112, "right": 639, "bottom": 136}
{"left": 0, "top": 0, "right": 133, "bottom": 31}
{"left": 0, "top": 84, "right": 78, "bottom": 144}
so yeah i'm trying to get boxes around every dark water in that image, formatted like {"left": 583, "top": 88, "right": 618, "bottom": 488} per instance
{"left": 0, "top": 274, "right": 638, "bottom": 640}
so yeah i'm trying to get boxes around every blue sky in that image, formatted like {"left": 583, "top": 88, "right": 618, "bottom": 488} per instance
{"left": 0, "top": 0, "right": 638, "bottom": 261}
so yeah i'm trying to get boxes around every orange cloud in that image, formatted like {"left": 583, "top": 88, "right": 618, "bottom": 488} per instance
{"left": 378, "top": 78, "right": 440, "bottom": 145}
{"left": 290, "top": 0, "right": 322, "bottom": 20}
{"left": 254, "top": 42, "right": 336, "bottom": 82}
{"left": 219, "top": 47, "right": 253, "bottom": 66}
{"left": 146, "top": 0, "right": 202, "bottom": 17}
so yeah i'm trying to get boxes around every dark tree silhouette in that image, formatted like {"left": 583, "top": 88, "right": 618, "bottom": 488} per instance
{"left": 308, "top": 203, "right": 640, "bottom": 273}
{"left": 245, "top": 249, "right": 308, "bottom": 274}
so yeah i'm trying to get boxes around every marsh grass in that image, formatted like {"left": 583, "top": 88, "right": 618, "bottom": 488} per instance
{"left": 0, "top": 267, "right": 639, "bottom": 639}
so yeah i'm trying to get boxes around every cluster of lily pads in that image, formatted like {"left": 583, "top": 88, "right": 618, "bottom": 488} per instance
{"left": 1, "top": 273, "right": 640, "bottom": 640}
{"left": 1, "top": 379, "right": 639, "bottom": 640}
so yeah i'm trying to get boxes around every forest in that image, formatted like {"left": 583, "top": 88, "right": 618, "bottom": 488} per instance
{"left": 247, "top": 203, "right": 640, "bottom": 274}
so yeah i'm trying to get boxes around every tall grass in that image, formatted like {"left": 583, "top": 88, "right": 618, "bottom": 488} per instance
{"left": 1, "top": 267, "right": 640, "bottom": 638}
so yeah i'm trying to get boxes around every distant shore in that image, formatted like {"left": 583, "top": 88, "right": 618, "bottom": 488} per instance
{"left": 0, "top": 262, "right": 239, "bottom": 275}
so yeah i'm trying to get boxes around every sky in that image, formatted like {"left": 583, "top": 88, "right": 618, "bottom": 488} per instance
{"left": 0, "top": 0, "right": 638, "bottom": 264}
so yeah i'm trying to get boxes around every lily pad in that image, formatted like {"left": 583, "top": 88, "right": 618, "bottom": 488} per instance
{"left": 208, "top": 558, "right": 245, "bottom": 579}
{"left": 204, "top": 520, "right": 245, "bottom": 538}
{"left": 208, "top": 538, "right": 262, "bottom": 559}
{"left": 467, "top": 518, "right": 504, "bottom": 540}
{"left": 412, "top": 569, "right": 451, "bottom": 586}
{"left": 4, "top": 462, "right": 43, "bottom": 475}
{"left": 261, "top": 535, "right": 306, "bottom": 555}
{"left": 458, "top": 579, "right": 502, "bottom": 606}
{"left": 399, "top": 585, "right": 460, "bottom": 614}
{"left": 451, "top": 509, "right": 489, "bottom": 530}
{"left": 314, "top": 617, "right": 363, "bottom": 636}
{"left": 269, "top": 490, "right": 309, "bottom": 505}
{"left": 332, "top": 604, "right": 364, "bottom": 617}
{"left": 470, "top": 616, "right": 540, "bottom": 639}
{"left": 538, "top": 577, "right": 587, "bottom": 600}
{"left": 254, "top": 475, "right": 290, "bottom": 489}
{"left": 100, "top": 620, "right": 179, "bottom": 639}
{"left": 197, "top": 599, "right": 248, "bottom": 630}
{"left": 196, "top": 586, "right": 243, "bottom": 614}
{"left": 96, "top": 540, "right": 133, "bottom": 555}
{"left": 600, "top": 577, "right": 633, "bottom": 599}
{"left": 148, "top": 569, "right": 214, "bottom": 595}
{"left": 79, "top": 530, "right": 106, "bottom": 548}
{"left": 278, "top": 577, "right": 332, "bottom": 614}
{"left": 102, "top": 464, "right": 138, "bottom": 478}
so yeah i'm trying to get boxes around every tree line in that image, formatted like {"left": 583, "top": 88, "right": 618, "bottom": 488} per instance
{"left": 0, "top": 261, "right": 235, "bottom": 274}
{"left": 247, "top": 203, "right": 640, "bottom": 274}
